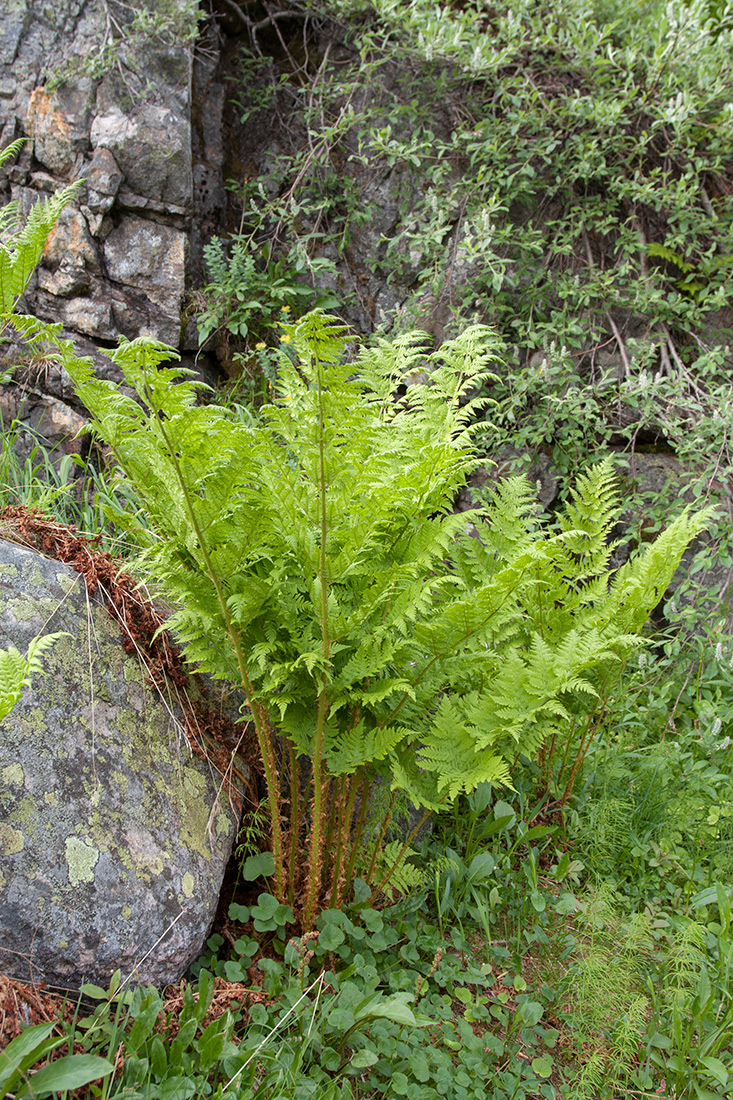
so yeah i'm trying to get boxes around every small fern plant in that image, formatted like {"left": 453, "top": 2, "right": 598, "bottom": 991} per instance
{"left": 0, "top": 140, "right": 81, "bottom": 319}
{"left": 0, "top": 632, "right": 68, "bottom": 722}
{"left": 57, "top": 311, "right": 710, "bottom": 927}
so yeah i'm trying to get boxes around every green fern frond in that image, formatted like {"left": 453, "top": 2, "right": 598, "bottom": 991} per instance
{"left": 55, "top": 304, "right": 711, "bottom": 913}
{"left": 602, "top": 505, "right": 714, "bottom": 635}
{"left": 327, "top": 721, "right": 414, "bottom": 774}
{"left": 368, "top": 839, "right": 429, "bottom": 899}
{"left": 0, "top": 177, "right": 83, "bottom": 315}
{"left": 647, "top": 241, "right": 695, "bottom": 273}
{"left": 0, "top": 632, "right": 69, "bottom": 722}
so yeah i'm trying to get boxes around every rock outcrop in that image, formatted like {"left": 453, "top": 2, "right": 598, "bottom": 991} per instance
{"left": 0, "top": 0, "right": 197, "bottom": 455}
{"left": 0, "top": 536, "right": 240, "bottom": 991}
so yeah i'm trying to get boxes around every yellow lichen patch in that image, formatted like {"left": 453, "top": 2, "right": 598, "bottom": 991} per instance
{"left": 177, "top": 768, "right": 216, "bottom": 861}
{"left": 65, "top": 837, "right": 99, "bottom": 886}
{"left": 1, "top": 763, "right": 23, "bottom": 787}
{"left": 0, "top": 824, "right": 24, "bottom": 856}
{"left": 181, "top": 872, "right": 195, "bottom": 898}
{"left": 10, "top": 797, "right": 37, "bottom": 837}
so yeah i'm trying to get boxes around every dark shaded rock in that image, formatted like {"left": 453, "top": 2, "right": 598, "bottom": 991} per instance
{"left": 0, "top": 538, "right": 240, "bottom": 991}
{"left": 457, "top": 448, "right": 560, "bottom": 511}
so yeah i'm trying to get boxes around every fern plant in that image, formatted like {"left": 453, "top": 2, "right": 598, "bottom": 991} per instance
{"left": 55, "top": 310, "right": 710, "bottom": 926}
{"left": 0, "top": 140, "right": 81, "bottom": 319}
{"left": 0, "top": 632, "right": 69, "bottom": 722}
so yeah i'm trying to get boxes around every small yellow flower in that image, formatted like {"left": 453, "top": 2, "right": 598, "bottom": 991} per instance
{"left": 280, "top": 334, "right": 292, "bottom": 344}
{"left": 255, "top": 342, "right": 266, "bottom": 350}
{"left": 280, "top": 305, "right": 291, "bottom": 313}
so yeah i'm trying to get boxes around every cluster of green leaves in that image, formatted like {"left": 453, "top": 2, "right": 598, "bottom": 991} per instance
{"left": 0, "top": 418, "right": 146, "bottom": 551}
{"left": 212, "top": 0, "right": 733, "bottom": 630}
{"left": 0, "top": 1024, "right": 114, "bottom": 1100}
{"left": 220, "top": 0, "right": 733, "bottom": 355}
{"left": 574, "top": 630, "right": 733, "bottom": 901}
{"left": 193, "top": 236, "right": 339, "bottom": 400}
{"left": 76, "top": 891, "right": 567, "bottom": 1100}
{"left": 9, "top": 805, "right": 733, "bottom": 1100}
{"left": 0, "top": 140, "right": 81, "bottom": 321}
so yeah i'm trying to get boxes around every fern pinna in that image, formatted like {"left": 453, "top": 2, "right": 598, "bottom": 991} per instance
{"left": 58, "top": 311, "right": 710, "bottom": 927}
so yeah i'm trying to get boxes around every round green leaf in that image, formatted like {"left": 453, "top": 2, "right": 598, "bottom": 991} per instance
{"left": 350, "top": 1049, "right": 378, "bottom": 1070}
{"left": 240, "top": 852, "right": 276, "bottom": 880}
{"left": 531, "top": 1055, "right": 554, "bottom": 1079}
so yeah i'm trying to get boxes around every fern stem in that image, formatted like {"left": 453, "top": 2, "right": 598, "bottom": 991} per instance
{"left": 364, "top": 788, "right": 398, "bottom": 888}
{"left": 302, "top": 344, "right": 334, "bottom": 929}
{"left": 558, "top": 717, "right": 597, "bottom": 806}
{"left": 331, "top": 773, "right": 361, "bottom": 909}
{"left": 327, "top": 774, "right": 346, "bottom": 906}
{"left": 554, "top": 713, "right": 580, "bottom": 793}
{"left": 287, "top": 740, "right": 301, "bottom": 908}
{"left": 139, "top": 375, "right": 289, "bottom": 896}
{"left": 324, "top": 775, "right": 341, "bottom": 893}
{"left": 343, "top": 769, "right": 370, "bottom": 895}
{"left": 557, "top": 663, "right": 624, "bottom": 804}
{"left": 366, "top": 806, "right": 434, "bottom": 907}
{"left": 336, "top": 773, "right": 362, "bottom": 907}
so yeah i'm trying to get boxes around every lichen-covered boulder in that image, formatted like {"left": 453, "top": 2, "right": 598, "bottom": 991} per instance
{"left": 0, "top": 537, "right": 240, "bottom": 991}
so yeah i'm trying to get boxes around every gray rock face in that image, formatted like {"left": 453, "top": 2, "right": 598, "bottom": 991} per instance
{"left": 0, "top": 0, "right": 196, "bottom": 449}
{"left": 103, "top": 215, "right": 187, "bottom": 345}
{"left": 0, "top": 538, "right": 239, "bottom": 992}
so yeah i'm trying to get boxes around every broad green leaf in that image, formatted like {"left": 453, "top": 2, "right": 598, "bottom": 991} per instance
{"left": 350, "top": 1049, "right": 378, "bottom": 1069}
{"left": 240, "top": 851, "right": 276, "bottom": 880}
{"left": 356, "top": 993, "right": 419, "bottom": 1027}
{"left": 15, "top": 1055, "right": 114, "bottom": 1099}
{"left": 0, "top": 1024, "right": 57, "bottom": 1096}
{"left": 701, "top": 1057, "right": 729, "bottom": 1087}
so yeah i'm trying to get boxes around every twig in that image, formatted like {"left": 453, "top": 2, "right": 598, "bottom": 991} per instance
{"left": 606, "top": 312, "right": 631, "bottom": 381}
